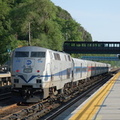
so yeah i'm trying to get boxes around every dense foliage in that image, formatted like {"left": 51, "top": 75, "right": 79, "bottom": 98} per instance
{"left": 0, "top": 0, "right": 92, "bottom": 64}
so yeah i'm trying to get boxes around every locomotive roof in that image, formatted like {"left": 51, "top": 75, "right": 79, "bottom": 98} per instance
{"left": 14, "top": 46, "right": 70, "bottom": 55}
{"left": 15, "top": 46, "right": 48, "bottom": 51}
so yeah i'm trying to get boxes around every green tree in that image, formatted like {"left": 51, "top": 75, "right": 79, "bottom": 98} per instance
{"left": 0, "top": 0, "right": 92, "bottom": 64}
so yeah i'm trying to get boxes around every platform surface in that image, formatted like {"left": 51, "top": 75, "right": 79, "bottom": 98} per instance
{"left": 0, "top": 72, "right": 11, "bottom": 78}
{"left": 65, "top": 72, "right": 120, "bottom": 120}
{"left": 93, "top": 73, "right": 120, "bottom": 120}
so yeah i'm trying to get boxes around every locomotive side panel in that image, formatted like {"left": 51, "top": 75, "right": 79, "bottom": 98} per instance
{"left": 48, "top": 52, "right": 73, "bottom": 90}
{"left": 72, "top": 58, "right": 87, "bottom": 81}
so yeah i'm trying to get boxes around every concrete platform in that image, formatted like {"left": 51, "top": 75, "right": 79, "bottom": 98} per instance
{"left": 0, "top": 72, "right": 11, "bottom": 78}
{"left": 65, "top": 72, "right": 120, "bottom": 120}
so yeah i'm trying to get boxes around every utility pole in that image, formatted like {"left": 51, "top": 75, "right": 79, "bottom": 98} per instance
{"left": 28, "top": 22, "right": 31, "bottom": 46}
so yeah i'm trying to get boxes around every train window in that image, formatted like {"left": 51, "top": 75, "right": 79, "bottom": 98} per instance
{"left": 15, "top": 51, "right": 29, "bottom": 57}
{"left": 104, "top": 44, "right": 108, "bottom": 47}
{"left": 57, "top": 54, "right": 61, "bottom": 60}
{"left": 31, "top": 52, "right": 45, "bottom": 57}
{"left": 71, "top": 43, "right": 75, "bottom": 46}
{"left": 64, "top": 43, "right": 70, "bottom": 46}
{"left": 54, "top": 53, "right": 61, "bottom": 60}
{"left": 68, "top": 55, "right": 71, "bottom": 61}
{"left": 109, "top": 44, "right": 114, "bottom": 47}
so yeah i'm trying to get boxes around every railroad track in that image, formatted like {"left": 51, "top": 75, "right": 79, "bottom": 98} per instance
{"left": 0, "top": 69, "right": 117, "bottom": 120}
{"left": 42, "top": 75, "right": 113, "bottom": 120}
{"left": 0, "top": 72, "right": 114, "bottom": 120}
{"left": 0, "top": 104, "right": 30, "bottom": 120}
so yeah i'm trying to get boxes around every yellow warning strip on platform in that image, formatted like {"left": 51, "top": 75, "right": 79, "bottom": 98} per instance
{"left": 69, "top": 72, "right": 120, "bottom": 120}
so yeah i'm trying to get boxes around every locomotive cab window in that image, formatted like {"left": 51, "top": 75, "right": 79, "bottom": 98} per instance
{"left": 15, "top": 51, "right": 29, "bottom": 57}
{"left": 31, "top": 52, "right": 45, "bottom": 57}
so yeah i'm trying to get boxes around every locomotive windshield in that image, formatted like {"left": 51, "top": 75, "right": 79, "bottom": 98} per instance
{"left": 15, "top": 51, "right": 45, "bottom": 58}
{"left": 15, "top": 51, "right": 29, "bottom": 57}
{"left": 31, "top": 52, "right": 45, "bottom": 57}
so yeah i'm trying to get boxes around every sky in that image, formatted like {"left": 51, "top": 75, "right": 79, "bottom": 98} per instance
{"left": 51, "top": 0, "right": 120, "bottom": 42}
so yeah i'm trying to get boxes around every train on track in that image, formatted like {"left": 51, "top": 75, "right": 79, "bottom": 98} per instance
{"left": 11, "top": 46, "right": 111, "bottom": 102}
